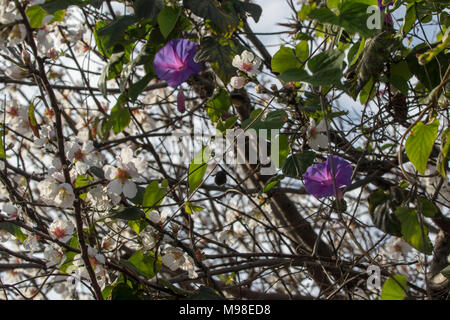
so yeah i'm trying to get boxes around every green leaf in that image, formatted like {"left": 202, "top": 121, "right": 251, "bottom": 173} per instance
{"left": 406, "top": 44, "right": 450, "bottom": 91}
{"left": 128, "top": 220, "right": 148, "bottom": 235}
{"left": 74, "top": 174, "right": 92, "bottom": 200}
{"left": 401, "top": 2, "right": 416, "bottom": 36}
{"left": 417, "top": 29, "right": 450, "bottom": 66}
{"left": 128, "top": 186, "right": 145, "bottom": 206}
{"left": 272, "top": 46, "right": 302, "bottom": 73}
{"left": 27, "top": 103, "right": 40, "bottom": 138}
{"left": 263, "top": 174, "right": 284, "bottom": 192}
{"left": 195, "top": 36, "right": 244, "bottom": 83}
{"left": 142, "top": 180, "right": 168, "bottom": 212}
{"left": 206, "top": 89, "right": 231, "bottom": 123}
{"left": 88, "top": 166, "right": 105, "bottom": 179}
{"left": 307, "top": 49, "right": 345, "bottom": 86}
{"left": 437, "top": 128, "right": 450, "bottom": 178}
{"left": 308, "top": 1, "right": 376, "bottom": 38}
{"left": 59, "top": 236, "right": 79, "bottom": 274}
{"left": 185, "top": 202, "right": 205, "bottom": 214}
{"left": 241, "top": 110, "right": 288, "bottom": 133}
{"left": 344, "top": 32, "right": 398, "bottom": 99}
{"left": 134, "top": 0, "right": 164, "bottom": 20}
{"left": 381, "top": 275, "right": 408, "bottom": 300}
{"left": 279, "top": 68, "right": 310, "bottom": 82}
{"left": 295, "top": 41, "right": 309, "bottom": 63}
{"left": 231, "top": 0, "right": 262, "bottom": 23}
{"left": 128, "top": 73, "right": 154, "bottom": 101}
{"left": 26, "top": 5, "right": 51, "bottom": 28}
{"left": 98, "top": 51, "right": 126, "bottom": 97}
{"left": 282, "top": 151, "right": 316, "bottom": 178}
{"left": 417, "top": 197, "right": 437, "bottom": 218}
{"left": 271, "top": 134, "right": 290, "bottom": 168}
{"left": 109, "top": 206, "right": 145, "bottom": 221}
{"left": 102, "top": 285, "right": 114, "bottom": 300}
{"left": 183, "top": 0, "right": 240, "bottom": 33}
{"left": 405, "top": 119, "right": 439, "bottom": 174}
{"left": 40, "top": 0, "right": 86, "bottom": 14}
{"left": 108, "top": 102, "right": 131, "bottom": 135}
{"left": 327, "top": 0, "right": 339, "bottom": 9}
{"left": 0, "top": 129, "right": 5, "bottom": 159}
{"left": 182, "top": 285, "right": 225, "bottom": 300}
{"left": 188, "top": 146, "right": 210, "bottom": 193}
{"left": 96, "top": 15, "right": 137, "bottom": 50}
{"left": 390, "top": 61, "right": 412, "bottom": 95}
{"left": 127, "top": 250, "right": 161, "bottom": 279}
{"left": 0, "top": 222, "right": 27, "bottom": 242}
{"left": 359, "top": 76, "right": 375, "bottom": 105}
{"left": 395, "top": 207, "right": 433, "bottom": 254}
{"left": 441, "top": 265, "right": 450, "bottom": 280}
{"left": 216, "top": 116, "right": 238, "bottom": 134}
{"left": 368, "top": 189, "right": 402, "bottom": 237}
{"left": 347, "top": 39, "right": 365, "bottom": 67}
{"left": 280, "top": 49, "right": 345, "bottom": 86}
{"left": 157, "top": 6, "right": 181, "bottom": 38}
{"left": 111, "top": 282, "right": 140, "bottom": 300}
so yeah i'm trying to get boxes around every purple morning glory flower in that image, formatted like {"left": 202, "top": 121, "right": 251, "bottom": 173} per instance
{"left": 153, "top": 38, "right": 202, "bottom": 88}
{"left": 378, "top": 0, "right": 393, "bottom": 11}
{"left": 303, "top": 155, "right": 353, "bottom": 199}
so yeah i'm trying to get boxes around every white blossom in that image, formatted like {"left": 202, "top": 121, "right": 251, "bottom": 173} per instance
{"left": 38, "top": 175, "right": 75, "bottom": 209}
{"left": 2, "top": 203, "right": 21, "bottom": 220}
{"left": 180, "top": 253, "right": 198, "bottom": 279}
{"left": 33, "top": 125, "right": 57, "bottom": 152}
{"left": 49, "top": 218, "right": 75, "bottom": 243}
{"left": 23, "top": 234, "right": 40, "bottom": 253}
{"left": 70, "top": 246, "right": 106, "bottom": 278}
{"left": 0, "top": 228, "right": 10, "bottom": 243}
{"left": 66, "top": 139, "right": 98, "bottom": 174}
{"left": 232, "top": 50, "right": 262, "bottom": 76}
{"left": 307, "top": 118, "right": 328, "bottom": 151}
{"left": 87, "top": 185, "right": 117, "bottom": 211}
{"left": 44, "top": 244, "right": 66, "bottom": 268}
{"left": 54, "top": 183, "right": 76, "bottom": 208}
{"left": 103, "top": 146, "right": 145, "bottom": 199}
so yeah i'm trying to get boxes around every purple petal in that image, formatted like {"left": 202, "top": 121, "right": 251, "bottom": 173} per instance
{"left": 303, "top": 155, "right": 353, "bottom": 198}
{"left": 378, "top": 0, "right": 393, "bottom": 11}
{"left": 327, "top": 156, "right": 353, "bottom": 188}
{"left": 303, "top": 161, "right": 335, "bottom": 198}
{"left": 153, "top": 38, "right": 201, "bottom": 88}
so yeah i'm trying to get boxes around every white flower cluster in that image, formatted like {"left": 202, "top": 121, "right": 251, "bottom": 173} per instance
{"left": 230, "top": 50, "right": 262, "bottom": 89}
{"left": 161, "top": 247, "right": 198, "bottom": 279}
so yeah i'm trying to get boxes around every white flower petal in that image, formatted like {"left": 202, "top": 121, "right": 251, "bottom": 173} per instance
{"left": 108, "top": 180, "right": 122, "bottom": 195}
{"left": 122, "top": 180, "right": 137, "bottom": 198}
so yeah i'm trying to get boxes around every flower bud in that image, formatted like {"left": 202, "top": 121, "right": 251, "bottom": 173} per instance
{"left": 21, "top": 50, "right": 31, "bottom": 66}
{"left": 5, "top": 65, "right": 28, "bottom": 80}
{"left": 230, "top": 76, "right": 246, "bottom": 89}
{"left": 177, "top": 90, "right": 186, "bottom": 113}
{"left": 48, "top": 48, "right": 59, "bottom": 61}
